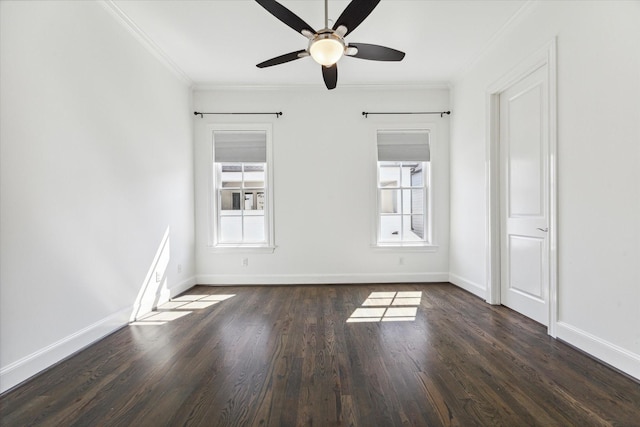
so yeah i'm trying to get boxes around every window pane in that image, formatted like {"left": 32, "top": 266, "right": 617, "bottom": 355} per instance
{"left": 404, "top": 215, "right": 425, "bottom": 240}
{"left": 400, "top": 215, "right": 417, "bottom": 241}
{"left": 241, "top": 191, "right": 264, "bottom": 211}
{"left": 376, "top": 140, "right": 429, "bottom": 245}
{"left": 221, "top": 165, "right": 242, "bottom": 188}
{"left": 380, "top": 189, "right": 400, "bottom": 214}
{"left": 243, "top": 192, "right": 254, "bottom": 210}
{"left": 243, "top": 215, "right": 265, "bottom": 242}
{"left": 256, "top": 191, "right": 265, "bottom": 210}
{"left": 379, "top": 163, "right": 400, "bottom": 187}
{"left": 220, "top": 216, "right": 242, "bottom": 242}
{"left": 220, "top": 190, "right": 242, "bottom": 211}
{"left": 244, "top": 164, "right": 265, "bottom": 188}
{"left": 410, "top": 188, "right": 423, "bottom": 214}
{"left": 213, "top": 128, "right": 271, "bottom": 248}
{"left": 401, "top": 164, "right": 413, "bottom": 187}
{"left": 380, "top": 215, "right": 402, "bottom": 241}
{"left": 409, "top": 164, "right": 424, "bottom": 187}
{"left": 402, "top": 189, "right": 412, "bottom": 214}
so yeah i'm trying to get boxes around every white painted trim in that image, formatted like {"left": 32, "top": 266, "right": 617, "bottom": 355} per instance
{"left": 368, "top": 122, "right": 441, "bottom": 247}
{"left": 485, "top": 38, "right": 558, "bottom": 336}
{"left": 486, "top": 92, "right": 501, "bottom": 306}
{"left": 130, "top": 274, "right": 197, "bottom": 322}
{"left": 100, "top": 1, "right": 193, "bottom": 87}
{"left": 453, "top": 0, "right": 537, "bottom": 83}
{"left": 196, "top": 272, "right": 449, "bottom": 286}
{"left": 0, "top": 306, "right": 131, "bottom": 394}
{"left": 193, "top": 82, "right": 452, "bottom": 92}
{"left": 556, "top": 322, "right": 640, "bottom": 381}
{"left": 206, "top": 246, "right": 276, "bottom": 254}
{"left": 0, "top": 274, "right": 195, "bottom": 395}
{"left": 207, "top": 124, "right": 275, "bottom": 250}
{"left": 370, "top": 245, "right": 439, "bottom": 253}
{"left": 547, "top": 40, "right": 559, "bottom": 338}
{"left": 448, "top": 273, "right": 486, "bottom": 299}
{"left": 170, "top": 276, "right": 197, "bottom": 298}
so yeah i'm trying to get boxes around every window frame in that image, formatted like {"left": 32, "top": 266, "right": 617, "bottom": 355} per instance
{"left": 373, "top": 127, "right": 436, "bottom": 250}
{"left": 208, "top": 124, "right": 275, "bottom": 253}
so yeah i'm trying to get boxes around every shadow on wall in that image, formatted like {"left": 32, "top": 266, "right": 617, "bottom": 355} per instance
{"left": 129, "top": 226, "right": 171, "bottom": 322}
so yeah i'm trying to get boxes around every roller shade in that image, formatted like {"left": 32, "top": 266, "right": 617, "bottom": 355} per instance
{"left": 377, "top": 130, "right": 430, "bottom": 161}
{"left": 214, "top": 131, "right": 267, "bottom": 162}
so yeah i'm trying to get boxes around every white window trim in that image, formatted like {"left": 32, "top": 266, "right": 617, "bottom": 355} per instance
{"left": 371, "top": 124, "right": 438, "bottom": 250}
{"left": 207, "top": 124, "right": 275, "bottom": 253}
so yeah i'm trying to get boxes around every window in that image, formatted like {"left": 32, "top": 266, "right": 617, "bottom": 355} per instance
{"left": 211, "top": 128, "right": 273, "bottom": 249}
{"left": 376, "top": 130, "right": 431, "bottom": 245}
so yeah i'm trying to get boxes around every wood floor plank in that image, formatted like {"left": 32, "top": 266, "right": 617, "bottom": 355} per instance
{"left": 1, "top": 283, "right": 639, "bottom": 426}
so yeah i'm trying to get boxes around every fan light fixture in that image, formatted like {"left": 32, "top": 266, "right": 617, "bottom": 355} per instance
{"left": 309, "top": 34, "right": 345, "bottom": 66}
{"left": 255, "top": 0, "right": 406, "bottom": 90}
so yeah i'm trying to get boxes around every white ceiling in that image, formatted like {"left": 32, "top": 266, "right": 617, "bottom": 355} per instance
{"left": 111, "top": 0, "right": 527, "bottom": 88}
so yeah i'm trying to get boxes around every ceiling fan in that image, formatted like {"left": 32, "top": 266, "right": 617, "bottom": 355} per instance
{"left": 255, "top": 0, "right": 405, "bottom": 90}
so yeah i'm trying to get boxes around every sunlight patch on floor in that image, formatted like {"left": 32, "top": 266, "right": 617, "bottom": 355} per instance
{"left": 347, "top": 291, "right": 422, "bottom": 323}
{"left": 130, "top": 294, "right": 235, "bottom": 326}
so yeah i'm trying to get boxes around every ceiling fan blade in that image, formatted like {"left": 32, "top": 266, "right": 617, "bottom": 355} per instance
{"left": 255, "top": 0, "right": 316, "bottom": 36}
{"left": 333, "top": 0, "right": 380, "bottom": 37}
{"left": 257, "top": 50, "right": 308, "bottom": 68}
{"left": 347, "top": 43, "right": 405, "bottom": 61}
{"left": 322, "top": 64, "right": 337, "bottom": 90}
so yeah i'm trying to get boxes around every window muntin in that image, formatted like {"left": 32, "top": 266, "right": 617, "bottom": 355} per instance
{"left": 217, "top": 163, "right": 266, "bottom": 244}
{"left": 212, "top": 129, "right": 272, "bottom": 248}
{"left": 378, "top": 161, "right": 428, "bottom": 243}
{"left": 376, "top": 130, "right": 430, "bottom": 245}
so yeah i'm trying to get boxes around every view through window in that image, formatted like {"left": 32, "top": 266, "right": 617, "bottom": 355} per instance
{"left": 212, "top": 129, "right": 272, "bottom": 248}
{"left": 376, "top": 130, "right": 430, "bottom": 245}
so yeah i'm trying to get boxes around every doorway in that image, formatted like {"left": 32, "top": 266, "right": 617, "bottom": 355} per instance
{"left": 486, "top": 40, "right": 558, "bottom": 335}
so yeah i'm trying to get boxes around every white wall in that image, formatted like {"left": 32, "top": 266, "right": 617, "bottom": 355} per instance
{"left": 0, "top": 1, "right": 195, "bottom": 392}
{"left": 194, "top": 86, "right": 450, "bottom": 284}
{"left": 449, "top": 1, "right": 640, "bottom": 378}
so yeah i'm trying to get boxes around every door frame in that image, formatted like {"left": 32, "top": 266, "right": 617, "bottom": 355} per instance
{"left": 485, "top": 38, "right": 558, "bottom": 337}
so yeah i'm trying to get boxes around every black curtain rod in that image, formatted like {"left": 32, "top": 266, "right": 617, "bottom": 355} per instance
{"left": 362, "top": 111, "right": 451, "bottom": 118}
{"left": 194, "top": 111, "right": 282, "bottom": 118}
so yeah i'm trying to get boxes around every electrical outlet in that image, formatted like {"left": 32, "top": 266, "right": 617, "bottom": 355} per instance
{"left": 155, "top": 271, "right": 161, "bottom": 282}
{"left": 242, "top": 258, "right": 249, "bottom": 267}
{"left": 177, "top": 264, "right": 183, "bottom": 273}
{"left": 399, "top": 257, "right": 405, "bottom": 266}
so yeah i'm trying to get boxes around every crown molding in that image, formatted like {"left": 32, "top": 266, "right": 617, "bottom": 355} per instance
{"left": 192, "top": 82, "right": 452, "bottom": 92}
{"left": 100, "top": 0, "right": 193, "bottom": 87}
{"left": 452, "top": 0, "right": 538, "bottom": 84}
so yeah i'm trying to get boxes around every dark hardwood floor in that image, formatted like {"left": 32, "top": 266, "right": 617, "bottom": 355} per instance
{"left": 1, "top": 283, "right": 639, "bottom": 426}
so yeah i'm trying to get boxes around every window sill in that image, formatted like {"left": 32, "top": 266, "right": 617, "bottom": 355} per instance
{"left": 371, "top": 244, "right": 439, "bottom": 253}
{"left": 207, "top": 245, "right": 276, "bottom": 254}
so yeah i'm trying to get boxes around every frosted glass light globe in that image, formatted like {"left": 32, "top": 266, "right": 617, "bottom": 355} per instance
{"left": 310, "top": 37, "right": 344, "bottom": 66}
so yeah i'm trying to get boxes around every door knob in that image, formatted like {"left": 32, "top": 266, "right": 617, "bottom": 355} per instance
{"left": 537, "top": 227, "right": 549, "bottom": 232}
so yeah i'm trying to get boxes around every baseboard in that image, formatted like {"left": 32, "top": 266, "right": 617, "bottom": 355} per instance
{"left": 0, "top": 276, "right": 197, "bottom": 395}
{"left": 556, "top": 321, "right": 640, "bottom": 381}
{"left": 448, "top": 273, "right": 486, "bottom": 299}
{"left": 170, "top": 275, "right": 197, "bottom": 297}
{"left": 196, "top": 272, "right": 450, "bottom": 285}
{"left": 0, "top": 306, "right": 131, "bottom": 394}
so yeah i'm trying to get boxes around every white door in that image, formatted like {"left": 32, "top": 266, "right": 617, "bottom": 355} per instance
{"left": 499, "top": 65, "right": 549, "bottom": 326}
